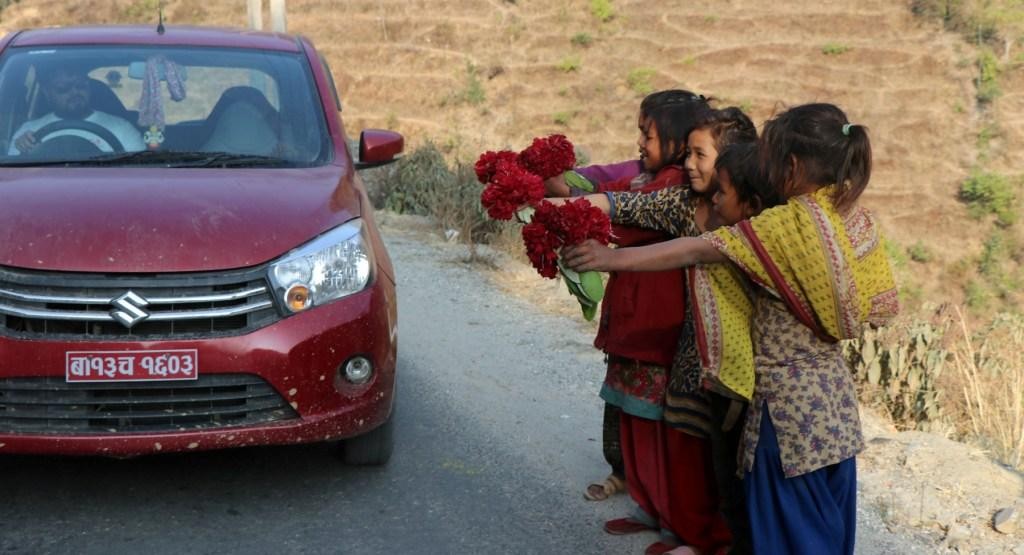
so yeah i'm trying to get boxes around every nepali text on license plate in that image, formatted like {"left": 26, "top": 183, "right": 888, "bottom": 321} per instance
{"left": 65, "top": 350, "right": 198, "bottom": 383}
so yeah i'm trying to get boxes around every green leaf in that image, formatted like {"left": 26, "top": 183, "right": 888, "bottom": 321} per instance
{"left": 579, "top": 270, "right": 605, "bottom": 302}
{"left": 557, "top": 260, "right": 582, "bottom": 284}
{"left": 564, "top": 170, "right": 595, "bottom": 193}
{"left": 516, "top": 205, "right": 536, "bottom": 223}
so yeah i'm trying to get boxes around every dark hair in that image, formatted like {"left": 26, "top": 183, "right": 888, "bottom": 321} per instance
{"left": 696, "top": 107, "right": 757, "bottom": 151}
{"left": 38, "top": 65, "right": 87, "bottom": 85}
{"left": 715, "top": 142, "right": 781, "bottom": 212}
{"left": 759, "top": 103, "right": 871, "bottom": 211}
{"left": 639, "top": 89, "right": 712, "bottom": 168}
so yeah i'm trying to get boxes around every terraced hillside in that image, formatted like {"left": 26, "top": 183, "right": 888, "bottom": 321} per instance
{"left": 1, "top": 0, "right": 1021, "bottom": 309}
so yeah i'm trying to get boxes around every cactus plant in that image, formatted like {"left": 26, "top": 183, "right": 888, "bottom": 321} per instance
{"left": 845, "top": 316, "right": 951, "bottom": 431}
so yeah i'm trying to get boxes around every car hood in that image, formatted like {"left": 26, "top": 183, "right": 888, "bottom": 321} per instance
{"left": 0, "top": 165, "right": 361, "bottom": 273}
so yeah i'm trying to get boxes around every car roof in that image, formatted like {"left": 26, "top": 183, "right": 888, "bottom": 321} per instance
{"left": 9, "top": 25, "right": 303, "bottom": 53}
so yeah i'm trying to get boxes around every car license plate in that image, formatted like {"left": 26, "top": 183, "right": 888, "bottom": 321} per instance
{"left": 65, "top": 349, "right": 199, "bottom": 383}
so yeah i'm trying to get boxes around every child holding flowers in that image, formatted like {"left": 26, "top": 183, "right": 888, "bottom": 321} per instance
{"left": 559, "top": 106, "right": 760, "bottom": 555}
{"left": 551, "top": 92, "right": 749, "bottom": 555}
{"left": 547, "top": 91, "right": 702, "bottom": 506}
{"left": 562, "top": 103, "right": 899, "bottom": 555}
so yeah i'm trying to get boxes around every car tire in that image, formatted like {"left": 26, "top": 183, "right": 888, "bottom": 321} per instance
{"left": 339, "top": 407, "right": 395, "bottom": 466}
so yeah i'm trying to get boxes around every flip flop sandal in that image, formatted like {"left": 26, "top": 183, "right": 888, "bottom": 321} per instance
{"left": 583, "top": 473, "right": 626, "bottom": 501}
{"left": 603, "top": 517, "right": 657, "bottom": 535}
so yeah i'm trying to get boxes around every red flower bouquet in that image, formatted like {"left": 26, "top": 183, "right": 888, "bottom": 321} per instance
{"left": 475, "top": 134, "right": 608, "bottom": 320}
{"left": 474, "top": 150, "right": 519, "bottom": 184}
{"left": 479, "top": 159, "right": 544, "bottom": 221}
{"left": 522, "top": 199, "right": 609, "bottom": 320}
{"left": 517, "top": 134, "right": 576, "bottom": 179}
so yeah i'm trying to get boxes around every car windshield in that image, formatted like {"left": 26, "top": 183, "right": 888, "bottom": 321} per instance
{"left": 0, "top": 45, "right": 331, "bottom": 167}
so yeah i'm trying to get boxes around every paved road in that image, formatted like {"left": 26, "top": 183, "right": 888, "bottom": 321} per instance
{"left": 0, "top": 223, "right": 932, "bottom": 554}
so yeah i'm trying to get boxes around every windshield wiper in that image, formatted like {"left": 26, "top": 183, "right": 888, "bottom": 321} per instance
{"left": 88, "top": 150, "right": 290, "bottom": 168}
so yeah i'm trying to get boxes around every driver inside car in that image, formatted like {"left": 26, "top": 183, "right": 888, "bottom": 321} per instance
{"left": 9, "top": 66, "right": 145, "bottom": 155}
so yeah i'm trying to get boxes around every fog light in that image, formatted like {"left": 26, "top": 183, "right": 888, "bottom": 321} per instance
{"left": 343, "top": 356, "right": 373, "bottom": 384}
{"left": 285, "top": 284, "right": 312, "bottom": 312}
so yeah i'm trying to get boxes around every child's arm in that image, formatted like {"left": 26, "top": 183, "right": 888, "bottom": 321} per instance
{"left": 562, "top": 237, "right": 727, "bottom": 272}
{"left": 608, "top": 187, "right": 698, "bottom": 237}
{"left": 575, "top": 159, "right": 643, "bottom": 185}
{"left": 546, "top": 160, "right": 642, "bottom": 197}
{"left": 544, "top": 173, "right": 572, "bottom": 197}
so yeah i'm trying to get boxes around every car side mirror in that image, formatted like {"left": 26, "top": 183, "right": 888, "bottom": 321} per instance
{"left": 355, "top": 129, "right": 403, "bottom": 169}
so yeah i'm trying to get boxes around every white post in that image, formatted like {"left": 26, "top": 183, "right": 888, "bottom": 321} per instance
{"left": 270, "top": 0, "right": 287, "bottom": 33}
{"left": 246, "top": 0, "right": 263, "bottom": 30}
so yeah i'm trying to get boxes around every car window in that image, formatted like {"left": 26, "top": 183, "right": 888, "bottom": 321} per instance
{"left": 0, "top": 45, "right": 330, "bottom": 167}
{"left": 93, "top": 65, "right": 281, "bottom": 125}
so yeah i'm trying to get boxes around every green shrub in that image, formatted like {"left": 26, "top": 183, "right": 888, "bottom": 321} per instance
{"left": 463, "top": 64, "right": 486, "bottom": 106}
{"left": 365, "top": 141, "right": 452, "bottom": 215}
{"left": 362, "top": 143, "right": 502, "bottom": 256}
{"left": 976, "top": 122, "right": 998, "bottom": 155}
{"left": 908, "top": 241, "right": 934, "bottom": 263}
{"left": 910, "top": 0, "right": 1003, "bottom": 46}
{"left": 979, "top": 232, "right": 1007, "bottom": 279}
{"left": 626, "top": 67, "right": 656, "bottom": 95}
{"left": 846, "top": 320, "right": 950, "bottom": 431}
{"left": 977, "top": 48, "right": 1002, "bottom": 104}
{"left": 553, "top": 111, "right": 574, "bottom": 125}
{"left": 822, "top": 42, "right": 851, "bottom": 55}
{"left": 441, "top": 64, "right": 486, "bottom": 107}
{"left": 570, "top": 33, "right": 593, "bottom": 47}
{"left": 885, "top": 238, "right": 908, "bottom": 269}
{"left": 959, "top": 170, "right": 1018, "bottom": 226}
{"left": 589, "top": 0, "right": 614, "bottom": 22}
{"left": 558, "top": 56, "right": 581, "bottom": 73}
{"left": 965, "top": 279, "right": 991, "bottom": 310}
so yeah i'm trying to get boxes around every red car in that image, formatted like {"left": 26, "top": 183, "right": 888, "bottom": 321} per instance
{"left": 0, "top": 25, "right": 403, "bottom": 464}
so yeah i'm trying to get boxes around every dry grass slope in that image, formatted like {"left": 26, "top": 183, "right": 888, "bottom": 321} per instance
{"left": 1, "top": 0, "right": 1021, "bottom": 309}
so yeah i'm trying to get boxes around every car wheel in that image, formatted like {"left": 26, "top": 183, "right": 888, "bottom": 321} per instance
{"left": 339, "top": 407, "right": 394, "bottom": 466}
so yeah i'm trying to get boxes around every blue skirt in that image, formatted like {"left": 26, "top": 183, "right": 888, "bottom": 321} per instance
{"left": 744, "top": 406, "right": 856, "bottom": 555}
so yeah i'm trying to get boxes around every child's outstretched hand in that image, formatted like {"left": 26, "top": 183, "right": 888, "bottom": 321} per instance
{"left": 544, "top": 174, "right": 571, "bottom": 197}
{"left": 562, "top": 239, "right": 617, "bottom": 272}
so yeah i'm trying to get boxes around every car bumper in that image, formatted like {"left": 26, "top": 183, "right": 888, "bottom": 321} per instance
{"left": 0, "top": 277, "right": 397, "bottom": 458}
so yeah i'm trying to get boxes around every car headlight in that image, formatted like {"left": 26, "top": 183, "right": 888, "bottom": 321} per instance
{"left": 268, "top": 219, "right": 374, "bottom": 314}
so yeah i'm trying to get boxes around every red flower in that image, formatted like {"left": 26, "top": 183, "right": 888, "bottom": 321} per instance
{"left": 522, "top": 199, "right": 611, "bottom": 278}
{"left": 479, "top": 159, "right": 545, "bottom": 220}
{"left": 517, "top": 134, "right": 576, "bottom": 180}
{"left": 522, "top": 220, "right": 560, "bottom": 279}
{"left": 474, "top": 150, "right": 518, "bottom": 184}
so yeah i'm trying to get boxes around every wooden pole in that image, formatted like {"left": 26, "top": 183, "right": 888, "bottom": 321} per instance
{"left": 270, "top": 0, "right": 287, "bottom": 33}
{"left": 246, "top": 0, "right": 263, "bottom": 30}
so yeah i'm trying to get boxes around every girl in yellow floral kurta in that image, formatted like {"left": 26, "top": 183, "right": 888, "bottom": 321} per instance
{"left": 564, "top": 103, "right": 899, "bottom": 555}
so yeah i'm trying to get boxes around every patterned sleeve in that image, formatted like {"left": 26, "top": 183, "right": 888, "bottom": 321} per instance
{"left": 608, "top": 187, "right": 700, "bottom": 237}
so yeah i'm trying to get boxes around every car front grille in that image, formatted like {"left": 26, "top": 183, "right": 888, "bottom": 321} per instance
{"left": 0, "top": 265, "right": 280, "bottom": 339}
{"left": 0, "top": 374, "right": 299, "bottom": 434}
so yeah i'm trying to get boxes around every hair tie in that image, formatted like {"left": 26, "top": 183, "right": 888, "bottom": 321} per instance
{"left": 842, "top": 123, "right": 853, "bottom": 136}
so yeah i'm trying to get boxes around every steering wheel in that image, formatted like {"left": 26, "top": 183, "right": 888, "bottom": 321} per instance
{"left": 32, "top": 119, "right": 126, "bottom": 153}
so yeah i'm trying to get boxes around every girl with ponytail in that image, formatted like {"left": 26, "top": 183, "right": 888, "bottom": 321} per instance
{"left": 564, "top": 103, "right": 899, "bottom": 555}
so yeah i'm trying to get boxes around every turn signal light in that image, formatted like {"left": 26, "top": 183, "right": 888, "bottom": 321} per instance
{"left": 285, "top": 284, "right": 312, "bottom": 312}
